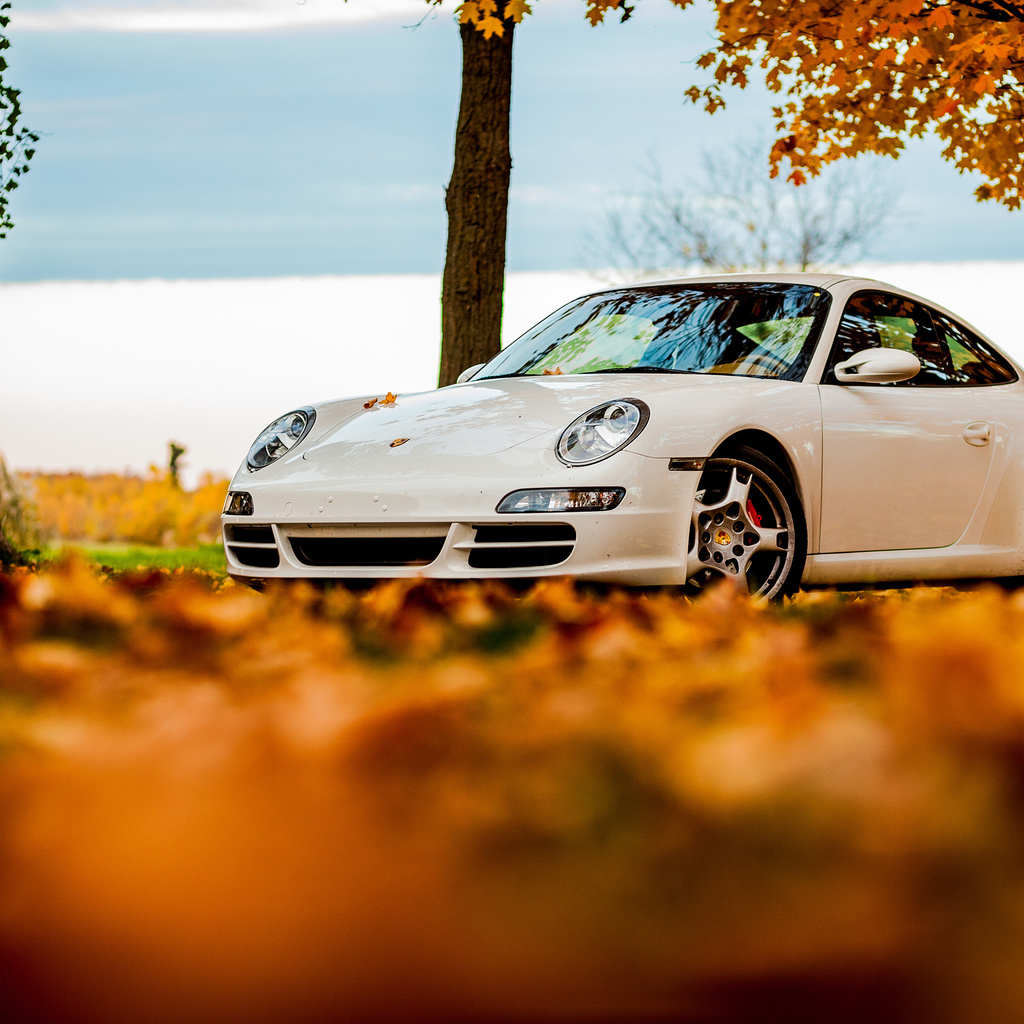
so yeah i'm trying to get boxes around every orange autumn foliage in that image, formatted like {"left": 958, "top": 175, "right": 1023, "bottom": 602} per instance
{"left": 26, "top": 470, "right": 229, "bottom": 547}
{"left": 452, "top": 1, "right": 689, "bottom": 37}
{"left": 452, "top": 0, "right": 690, "bottom": 36}
{"left": 4, "top": 563, "right": 1024, "bottom": 1020}
{"left": 691, "top": 0, "right": 1024, "bottom": 207}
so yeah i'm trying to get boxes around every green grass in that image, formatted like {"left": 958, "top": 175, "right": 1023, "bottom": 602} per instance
{"left": 43, "top": 543, "right": 227, "bottom": 576}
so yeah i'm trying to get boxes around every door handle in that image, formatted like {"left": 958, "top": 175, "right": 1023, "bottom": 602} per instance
{"left": 963, "top": 421, "right": 991, "bottom": 446}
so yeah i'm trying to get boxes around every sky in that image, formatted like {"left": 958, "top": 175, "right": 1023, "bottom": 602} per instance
{"left": 2, "top": 0, "right": 1024, "bottom": 282}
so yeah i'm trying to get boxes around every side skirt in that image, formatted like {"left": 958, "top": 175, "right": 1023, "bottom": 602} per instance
{"left": 803, "top": 545, "right": 1024, "bottom": 586}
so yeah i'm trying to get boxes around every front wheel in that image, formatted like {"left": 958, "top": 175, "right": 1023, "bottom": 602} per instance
{"left": 686, "top": 446, "right": 806, "bottom": 600}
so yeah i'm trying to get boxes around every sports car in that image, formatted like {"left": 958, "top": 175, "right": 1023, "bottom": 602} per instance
{"left": 221, "top": 273, "right": 1024, "bottom": 598}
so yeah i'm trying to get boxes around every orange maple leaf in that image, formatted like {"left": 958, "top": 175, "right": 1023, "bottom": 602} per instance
{"left": 928, "top": 7, "right": 956, "bottom": 30}
{"left": 904, "top": 43, "right": 931, "bottom": 66}
{"left": 477, "top": 15, "right": 505, "bottom": 38}
{"left": 458, "top": 1, "right": 498, "bottom": 25}
{"left": 382, "top": 392, "right": 398, "bottom": 405}
{"left": 973, "top": 72, "right": 997, "bottom": 96}
{"left": 872, "top": 47, "right": 897, "bottom": 70}
{"left": 504, "top": 0, "right": 532, "bottom": 22}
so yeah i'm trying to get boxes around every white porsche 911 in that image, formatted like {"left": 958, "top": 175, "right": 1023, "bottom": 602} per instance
{"left": 221, "top": 273, "right": 1023, "bottom": 598}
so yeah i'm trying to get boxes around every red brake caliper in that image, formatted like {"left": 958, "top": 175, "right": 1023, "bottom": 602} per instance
{"left": 746, "top": 499, "right": 762, "bottom": 528}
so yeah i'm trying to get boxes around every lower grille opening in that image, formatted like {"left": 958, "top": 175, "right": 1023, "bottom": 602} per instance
{"left": 469, "top": 545, "right": 574, "bottom": 569}
{"left": 290, "top": 536, "right": 445, "bottom": 567}
{"left": 467, "top": 523, "right": 576, "bottom": 570}
{"left": 229, "top": 545, "right": 280, "bottom": 569}
{"left": 228, "top": 525, "right": 275, "bottom": 544}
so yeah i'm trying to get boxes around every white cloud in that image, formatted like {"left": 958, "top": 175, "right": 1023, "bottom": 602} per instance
{"left": 510, "top": 183, "right": 606, "bottom": 207}
{"left": 11, "top": 0, "right": 447, "bottom": 33}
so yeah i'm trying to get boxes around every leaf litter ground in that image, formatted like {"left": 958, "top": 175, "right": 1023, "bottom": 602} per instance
{"left": 2, "top": 559, "right": 1023, "bottom": 1023}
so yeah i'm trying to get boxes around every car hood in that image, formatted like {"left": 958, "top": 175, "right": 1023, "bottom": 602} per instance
{"left": 301, "top": 372, "right": 798, "bottom": 464}
{"left": 304, "top": 376, "right": 631, "bottom": 461}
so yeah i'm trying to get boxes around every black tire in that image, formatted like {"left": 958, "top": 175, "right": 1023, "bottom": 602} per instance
{"left": 687, "top": 443, "right": 807, "bottom": 600}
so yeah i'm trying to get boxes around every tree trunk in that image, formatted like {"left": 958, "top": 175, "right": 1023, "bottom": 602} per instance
{"left": 439, "top": 13, "right": 515, "bottom": 387}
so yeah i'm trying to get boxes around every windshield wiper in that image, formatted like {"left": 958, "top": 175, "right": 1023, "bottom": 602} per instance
{"left": 588, "top": 366, "right": 698, "bottom": 374}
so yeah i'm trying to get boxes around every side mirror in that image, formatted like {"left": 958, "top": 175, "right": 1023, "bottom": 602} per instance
{"left": 456, "top": 363, "right": 485, "bottom": 384}
{"left": 834, "top": 348, "right": 921, "bottom": 384}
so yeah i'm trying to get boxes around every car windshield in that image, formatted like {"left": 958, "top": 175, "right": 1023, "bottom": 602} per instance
{"left": 476, "top": 282, "right": 831, "bottom": 382}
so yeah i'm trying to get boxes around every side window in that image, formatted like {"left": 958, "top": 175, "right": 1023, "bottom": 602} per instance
{"left": 827, "top": 291, "right": 957, "bottom": 385}
{"left": 928, "top": 308, "right": 1017, "bottom": 386}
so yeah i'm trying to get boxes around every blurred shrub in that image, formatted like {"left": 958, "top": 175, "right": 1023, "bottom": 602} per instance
{"left": 27, "top": 470, "right": 228, "bottom": 546}
{"left": 0, "top": 455, "right": 39, "bottom": 551}
{"left": 2, "top": 565, "right": 1024, "bottom": 1022}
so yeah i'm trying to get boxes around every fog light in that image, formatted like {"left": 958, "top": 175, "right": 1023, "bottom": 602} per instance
{"left": 496, "top": 488, "right": 625, "bottom": 514}
{"left": 223, "top": 491, "right": 254, "bottom": 516}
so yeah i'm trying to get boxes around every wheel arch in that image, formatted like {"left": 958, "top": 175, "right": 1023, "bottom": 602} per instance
{"left": 711, "top": 429, "right": 797, "bottom": 486}
{"left": 710, "top": 429, "right": 813, "bottom": 537}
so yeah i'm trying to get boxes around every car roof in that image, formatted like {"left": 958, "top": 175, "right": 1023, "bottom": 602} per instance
{"left": 585, "top": 271, "right": 874, "bottom": 293}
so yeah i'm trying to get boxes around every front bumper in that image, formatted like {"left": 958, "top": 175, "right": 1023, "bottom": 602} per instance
{"left": 221, "top": 450, "right": 701, "bottom": 585}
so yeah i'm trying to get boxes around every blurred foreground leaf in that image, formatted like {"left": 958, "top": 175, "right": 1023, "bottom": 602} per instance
{"left": 1, "top": 563, "right": 1023, "bottom": 1022}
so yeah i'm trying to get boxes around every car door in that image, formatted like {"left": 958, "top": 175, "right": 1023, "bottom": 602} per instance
{"left": 818, "top": 291, "right": 1001, "bottom": 554}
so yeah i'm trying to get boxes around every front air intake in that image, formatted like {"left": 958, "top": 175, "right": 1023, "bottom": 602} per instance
{"left": 465, "top": 524, "right": 576, "bottom": 569}
{"left": 224, "top": 523, "right": 281, "bottom": 569}
{"left": 290, "top": 536, "right": 445, "bottom": 567}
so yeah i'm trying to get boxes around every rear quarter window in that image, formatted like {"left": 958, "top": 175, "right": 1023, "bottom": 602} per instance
{"left": 928, "top": 308, "right": 1018, "bottom": 386}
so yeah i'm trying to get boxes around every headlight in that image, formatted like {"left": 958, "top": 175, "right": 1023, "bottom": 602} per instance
{"left": 246, "top": 407, "right": 316, "bottom": 471}
{"left": 556, "top": 399, "right": 649, "bottom": 466}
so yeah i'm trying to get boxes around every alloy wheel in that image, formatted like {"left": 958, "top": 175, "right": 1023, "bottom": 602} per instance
{"left": 687, "top": 454, "right": 802, "bottom": 599}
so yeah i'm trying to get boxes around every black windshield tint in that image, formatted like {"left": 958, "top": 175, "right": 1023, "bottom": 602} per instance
{"left": 477, "top": 283, "right": 831, "bottom": 382}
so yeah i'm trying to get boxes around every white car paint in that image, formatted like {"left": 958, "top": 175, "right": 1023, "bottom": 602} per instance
{"left": 223, "top": 273, "right": 1024, "bottom": 592}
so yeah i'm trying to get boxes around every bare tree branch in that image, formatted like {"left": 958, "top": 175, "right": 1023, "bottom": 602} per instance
{"left": 587, "top": 137, "right": 899, "bottom": 280}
